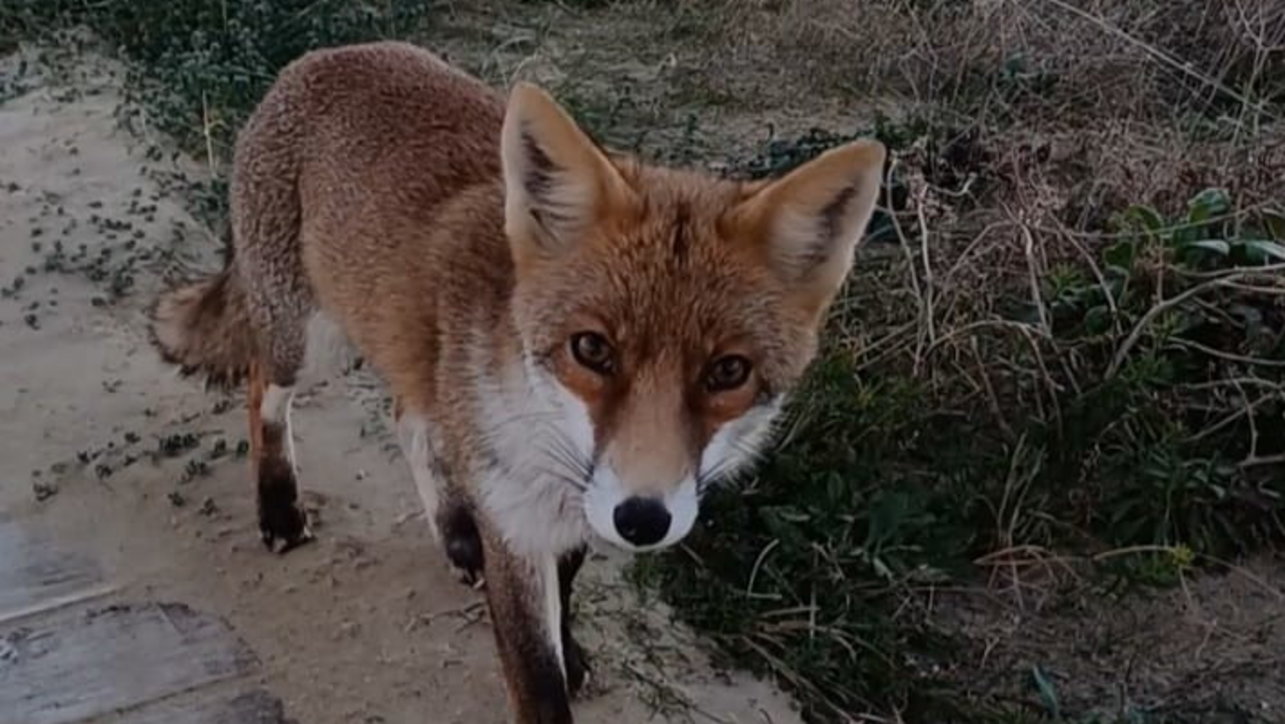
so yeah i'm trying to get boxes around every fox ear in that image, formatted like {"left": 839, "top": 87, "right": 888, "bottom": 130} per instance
{"left": 501, "top": 82, "right": 632, "bottom": 265}
{"left": 731, "top": 139, "right": 886, "bottom": 319}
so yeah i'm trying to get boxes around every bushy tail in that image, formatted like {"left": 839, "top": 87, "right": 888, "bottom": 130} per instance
{"left": 149, "top": 261, "right": 257, "bottom": 390}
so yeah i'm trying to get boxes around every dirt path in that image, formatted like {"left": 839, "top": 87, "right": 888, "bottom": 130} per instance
{"left": 0, "top": 47, "right": 800, "bottom": 724}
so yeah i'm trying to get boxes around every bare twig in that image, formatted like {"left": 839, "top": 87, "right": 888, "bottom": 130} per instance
{"left": 1019, "top": 221, "right": 1050, "bottom": 335}
{"left": 1168, "top": 338, "right": 1285, "bottom": 369}
{"left": 1040, "top": 0, "right": 1280, "bottom": 122}
{"left": 1106, "top": 272, "right": 1255, "bottom": 378}
{"left": 1240, "top": 453, "right": 1285, "bottom": 468}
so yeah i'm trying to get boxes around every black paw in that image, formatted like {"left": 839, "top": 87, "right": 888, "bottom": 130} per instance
{"left": 258, "top": 481, "right": 313, "bottom": 554}
{"left": 439, "top": 502, "right": 484, "bottom": 586}
{"left": 563, "top": 630, "right": 590, "bottom": 697}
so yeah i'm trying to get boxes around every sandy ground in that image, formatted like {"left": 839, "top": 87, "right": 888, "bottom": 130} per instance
{"left": 936, "top": 556, "right": 1285, "bottom": 721}
{"left": 0, "top": 47, "right": 802, "bottom": 724}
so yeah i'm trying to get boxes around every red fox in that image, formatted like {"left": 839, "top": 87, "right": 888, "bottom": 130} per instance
{"left": 149, "top": 41, "right": 885, "bottom": 723}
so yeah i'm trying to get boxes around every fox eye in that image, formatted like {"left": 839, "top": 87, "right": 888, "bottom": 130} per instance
{"left": 569, "top": 332, "right": 615, "bottom": 374}
{"left": 705, "top": 355, "right": 752, "bottom": 392}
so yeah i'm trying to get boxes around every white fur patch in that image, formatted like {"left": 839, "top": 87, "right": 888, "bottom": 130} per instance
{"left": 540, "top": 553, "right": 564, "bottom": 676}
{"left": 260, "top": 384, "right": 292, "bottom": 424}
{"left": 301, "top": 311, "right": 359, "bottom": 382}
{"left": 475, "top": 355, "right": 592, "bottom": 558}
{"left": 699, "top": 397, "right": 784, "bottom": 484}
{"left": 582, "top": 467, "right": 627, "bottom": 549}
{"left": 662, "top": 477, "right": 699, "bottom": 548}
{"left": 261, "top": 384, "right": 298, "bottom": 472}
{"left": 397, "top": 413, "right": 442, "bottom": 542}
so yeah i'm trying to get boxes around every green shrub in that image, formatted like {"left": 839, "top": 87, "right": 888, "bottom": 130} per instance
{"left": 2, "top": 0, "right": 430, "bottom": 160}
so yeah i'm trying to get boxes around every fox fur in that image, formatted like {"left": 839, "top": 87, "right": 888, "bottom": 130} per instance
{"left": 149, "top": 40, "right": 885, "bottom": 724}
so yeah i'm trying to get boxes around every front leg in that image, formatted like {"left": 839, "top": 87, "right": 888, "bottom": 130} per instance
{"left": 434, "top": 507, "right": 586, "bottom": 688}
{"left": 481, "top": 524, "right": 573, "bottom": 724}
{"left": 558, "top": 545, "right": 589, "bottom": 697}
{"left": 439, "top": 498, "right": 485, "bottom": 586}
{"left": 396, "top": 403, "right": 485, "bottom": 584}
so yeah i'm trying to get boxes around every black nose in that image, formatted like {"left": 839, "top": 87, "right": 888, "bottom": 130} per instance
{"left": 613, "top": 497, "right": 671, "bottom": 547}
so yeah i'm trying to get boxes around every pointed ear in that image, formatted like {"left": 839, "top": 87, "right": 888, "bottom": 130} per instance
{"left": 730, "top": 139, "right": 886, "bottom": 318}
{"left": 501, "top": 82, "right": 632, "bottom": 266}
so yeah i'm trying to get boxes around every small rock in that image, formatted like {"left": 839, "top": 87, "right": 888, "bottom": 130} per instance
{"left": 338, "top": 620, "right": 361, "bottom": 639}
{"left": 32, "top": 481, "right": 58, "bottom": 501}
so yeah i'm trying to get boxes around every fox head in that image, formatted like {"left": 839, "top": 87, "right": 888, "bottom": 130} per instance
{"left": 500, "top": 83, "right": 885, "bottom": 553}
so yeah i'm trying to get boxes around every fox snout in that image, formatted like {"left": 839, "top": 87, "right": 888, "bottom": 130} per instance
{"left": 613, "top": 497, "right": 671, "bottom": 546}
{"left": 583, "top": 465, "right": 700, "bottom": 552}
{"left": 576, "top": 378, "right": 705, "bottom": 552}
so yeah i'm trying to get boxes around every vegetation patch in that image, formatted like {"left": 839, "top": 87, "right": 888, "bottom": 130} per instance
{"left": 2, "top": 0, "right": 432, "bottom": 163}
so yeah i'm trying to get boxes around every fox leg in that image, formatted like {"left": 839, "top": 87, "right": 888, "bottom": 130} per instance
{"left": 394, "top": 400, "right": 485, "bottom": 585}
{"left": 438, "top": 499, "right": 486, "bottom": 587}
{"left": 558, "top": 545, "right": 590, "bottom": 697}
{"left": 247, "top": 356, "right": 312, "bottom": 553}
{"left": 481, "top": 525, "right": 573, "bottom": 724}
{"left": 245, "top": 302, "right": 310, "bottom": 552}
{"left": 231, "top": 151, "right": 314, "bottom": 551}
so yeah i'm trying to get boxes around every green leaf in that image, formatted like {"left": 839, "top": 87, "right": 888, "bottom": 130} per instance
{"left": 1123, "top": 204, "right": 1165, "bottom": 235}
{"left": 1229, "top": 303, "right": 1265, "bottom": 336}
{"left": 1264, "top": 211, "right": 1285, "bottom": 241}
{"left": 1084, "top": 305, "right": 1113, "bottom": 334}
{"left": 1182, "top": 239, "right": 1230, "bottom": 255}
{"left": 1010, "top": 302, "right": 1044, "bottom": 325}
{"left": 864, "top": 490, "right": 910, "bottom": 550}
{"left": 1187, "top": 188, "right": 1230, "bottom": 224}
{"left": 1000, "top": 52, "right": 1029, "bottom": 81}
{"left": 1240, "top": 239, "right": 1285, "bottom": 262}
{"left": 1106, "top": 275, "right": 1126, "bottom": 300}
{"left": 826, "top": 473, "right": 847, "bottom": 507}
{"left": 1103, "top": 241, "right": 1136, "bottom": 271}
{"left": 1030, "top": 665, "right": 1061, "bottom": 719}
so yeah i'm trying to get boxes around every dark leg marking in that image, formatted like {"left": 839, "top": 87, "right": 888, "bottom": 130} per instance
{"left": 438, "top": 500, "right": 485, "bottom": 586}
{"left": 558, "top": 545, "right": 589, "bottom": 697}
{"left": 257, "top": 421, "right": 312, "bottom": 554}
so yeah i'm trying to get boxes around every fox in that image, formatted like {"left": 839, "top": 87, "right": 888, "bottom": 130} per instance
{"left": 148, "top": 40, "right": 885, "bottom": 724}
